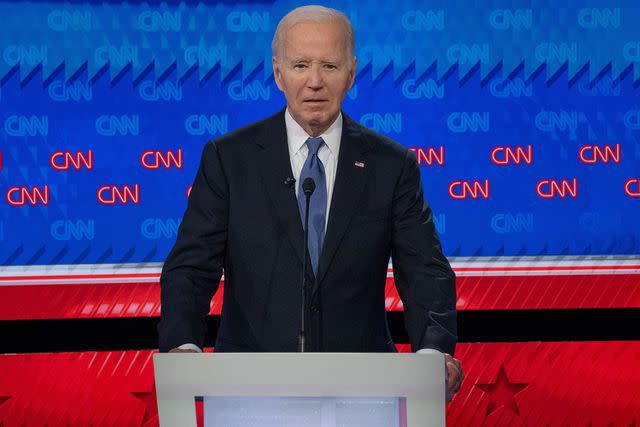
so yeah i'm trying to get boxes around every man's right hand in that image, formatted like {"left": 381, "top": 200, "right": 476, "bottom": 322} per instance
{"left": 168, "top": 347, "right": 199, "bottom": 353}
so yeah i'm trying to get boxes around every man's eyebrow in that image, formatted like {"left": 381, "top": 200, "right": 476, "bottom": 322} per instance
{"left": 289, "top": 58, "right": 342, "bottom": 64}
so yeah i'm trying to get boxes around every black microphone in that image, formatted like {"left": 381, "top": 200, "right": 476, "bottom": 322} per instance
{"left": 284, "top": 176, "right": 296, "bottom": 188}
{"left": 299, "top": 177, "right": 315, "bottom": 352}
{"left": 302, "top": 177, "right": 315, "bottom": 196}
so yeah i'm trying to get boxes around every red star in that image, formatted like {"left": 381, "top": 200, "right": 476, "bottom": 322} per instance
{"left": 131, "top": 385, "right": 158, "bottom": 427}
{"left": 476, "top": 364, "right": 528, "bottom": 416}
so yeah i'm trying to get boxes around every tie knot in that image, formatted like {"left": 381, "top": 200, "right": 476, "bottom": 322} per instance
{"left": 306, "top": 137, "right": 324, "bottom": 156}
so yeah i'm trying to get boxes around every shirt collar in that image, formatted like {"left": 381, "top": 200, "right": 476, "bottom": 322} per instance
{"left": 285, "top": 108, "right": 342, "bottom": 157}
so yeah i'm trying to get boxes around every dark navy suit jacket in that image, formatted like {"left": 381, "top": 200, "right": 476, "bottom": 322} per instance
{"left": 158, "top": 109, "right": 457, "bottom": 354}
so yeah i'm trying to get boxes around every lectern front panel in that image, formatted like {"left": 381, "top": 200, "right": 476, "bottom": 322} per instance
{"left": 202, "top": 396, "right": 406, "bottom": 427}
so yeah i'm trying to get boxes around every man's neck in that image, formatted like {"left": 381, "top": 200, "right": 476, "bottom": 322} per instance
{"left": 305, "top": 125, "right": 329, "bottom": 137}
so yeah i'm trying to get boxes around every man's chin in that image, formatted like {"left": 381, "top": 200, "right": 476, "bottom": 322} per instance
{"left": 303, "top": 110, "right": 338, "bottom": 125}
{"left": 294, "top": 109, "right": 338, "bottom": 134}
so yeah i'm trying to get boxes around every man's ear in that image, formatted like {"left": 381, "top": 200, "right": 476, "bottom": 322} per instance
{"left": 272, "top": 56, "right": 284, "bottom": 92}
{"left": 347, "top": 56, "right": 358, "bottom": 90}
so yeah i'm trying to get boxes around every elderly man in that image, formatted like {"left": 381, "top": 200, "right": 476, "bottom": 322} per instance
{"left": 159, "top": 5, "right": 463, "bottom": 399}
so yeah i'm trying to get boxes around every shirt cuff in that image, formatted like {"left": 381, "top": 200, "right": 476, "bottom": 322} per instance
{"left": 177, "top": 343, "right": 202, "bottom": 352}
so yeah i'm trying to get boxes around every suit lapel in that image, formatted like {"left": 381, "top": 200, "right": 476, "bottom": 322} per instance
{"left": 314, "top": 113, "right": 371, "bottom": 291}
{"left": 255, "top": 110, "right": 307, "bottom": 269}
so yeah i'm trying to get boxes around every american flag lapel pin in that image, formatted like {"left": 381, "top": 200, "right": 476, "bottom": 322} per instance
{"left": 354, "top": 161, "right": 365, "bottom": 168}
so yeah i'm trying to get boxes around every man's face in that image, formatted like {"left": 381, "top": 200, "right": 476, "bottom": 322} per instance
{"left": 273, "top": 20, "right": 357, "bottom": 136}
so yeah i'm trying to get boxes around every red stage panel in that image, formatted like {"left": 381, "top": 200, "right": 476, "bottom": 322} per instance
{"left": 0, "top": 282, "right": 221, "bottom": 320}
{"left": 1, "top": 274, "right": 639, "bottom": 320}
{"left": 453, "top": 274, "right": 640, "bottom": 311}
{"left": 386, "top": 275, "right": 640, "bottom": 311}
{"left": 0, "top": 342, "right": 638, "bottom": 426}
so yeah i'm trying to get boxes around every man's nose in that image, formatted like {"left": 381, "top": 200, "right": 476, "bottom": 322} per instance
{"left": 306, "top": 66, "right": 324, "bottom": 89}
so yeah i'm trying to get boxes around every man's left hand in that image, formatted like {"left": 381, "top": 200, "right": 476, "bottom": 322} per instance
{"left": 445, "top": 353, "right": 463, "bottom": 402}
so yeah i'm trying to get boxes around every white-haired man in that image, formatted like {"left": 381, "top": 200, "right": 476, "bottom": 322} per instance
{"left": 159, "top": 5, "right": 463, "bottom": 400}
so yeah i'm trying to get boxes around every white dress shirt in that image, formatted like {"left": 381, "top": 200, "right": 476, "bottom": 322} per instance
{"left": 285, "top": 108, "right": 342, "bottom": 229}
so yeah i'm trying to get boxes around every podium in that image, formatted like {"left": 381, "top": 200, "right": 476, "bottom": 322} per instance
{"left": 153, "top": 351, "right": 445, "bottom": 426}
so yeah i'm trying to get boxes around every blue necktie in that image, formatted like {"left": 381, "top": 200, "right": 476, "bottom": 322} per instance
{"left": 297, "top": 137, "right": 327, "bottom": 277}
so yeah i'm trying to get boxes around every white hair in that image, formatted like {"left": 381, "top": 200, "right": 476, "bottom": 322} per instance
{"left": 272, "top": 5, "right": 355, "bottom": 63}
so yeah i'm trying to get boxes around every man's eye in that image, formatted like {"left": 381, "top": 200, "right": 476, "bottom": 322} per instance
{"left": 324, "top": 64, "right": 337, "bottom": 70}
{"left": 293, "top": 64, "right": 307, "bottom": 69}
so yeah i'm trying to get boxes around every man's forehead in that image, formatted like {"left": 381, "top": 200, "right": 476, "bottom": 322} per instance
{"left": 280, "top": 33, "right": 347, "bottom": 58}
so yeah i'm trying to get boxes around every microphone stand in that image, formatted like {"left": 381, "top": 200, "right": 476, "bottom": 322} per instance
{"left": 299, "top": 178, "right": 315, "bottom": 352}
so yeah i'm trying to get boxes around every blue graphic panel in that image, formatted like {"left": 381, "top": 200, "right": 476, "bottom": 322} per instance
{"left": 1, "top": 0, "right": 639, "bottom": 265}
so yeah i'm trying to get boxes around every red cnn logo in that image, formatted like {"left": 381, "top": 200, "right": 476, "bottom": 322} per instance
{"left": 536, "top": 179, "right": 578, "bottom": 199}
{"left": 186, "top": 185, "right": 192, "bottom": 199}
{"left": 140, "top": 149, "right": 183, "bottom": 170}
{"left": 408, "top": 146, "right": 445, "bottom": 166}
{"left": 578, "top": 144, "right": 621, "bottom": 164}
{"left": 448, "top": 180, "right": 490, "bottom": 200}
{"left": 50, "top": 150, "right": 94, "bottom": 170}
{"left": 97, "top": 184, "right": 140, "bottom": 205}
{"left": 625, "top": 178, "right": 640, "bottom": 197}
{"left": 6, "top": 185, "right": 49, "bottom": 206}
{"left": 490, "top": 145, "right": 533, "bottom": 165}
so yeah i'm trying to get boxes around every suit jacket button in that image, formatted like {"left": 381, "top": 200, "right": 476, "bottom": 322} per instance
{"left": 310, "top": 303, "right": 320, "bottom": 312}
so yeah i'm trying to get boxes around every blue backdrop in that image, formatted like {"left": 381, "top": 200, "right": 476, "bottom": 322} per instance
{"left": 1, "top": 0, "right": 639, "bottom": 265}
